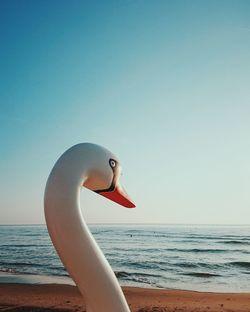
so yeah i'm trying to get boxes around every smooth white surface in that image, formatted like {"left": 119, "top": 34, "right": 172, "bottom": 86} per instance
{"left": 44, "top": 143, "right": 130, "bottom": 312}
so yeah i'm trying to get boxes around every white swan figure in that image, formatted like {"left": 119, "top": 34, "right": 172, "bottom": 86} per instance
{"left": 44, "top": 143, "right": 135, "bottom": 312}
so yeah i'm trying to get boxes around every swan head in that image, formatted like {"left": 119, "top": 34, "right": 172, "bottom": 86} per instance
{"left": 81, "top": 143, "right": 135, "bottom": 208}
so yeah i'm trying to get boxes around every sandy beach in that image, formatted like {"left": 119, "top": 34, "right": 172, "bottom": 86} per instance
{"left": 0, "top": 284, "right": 250, "bottom": 312}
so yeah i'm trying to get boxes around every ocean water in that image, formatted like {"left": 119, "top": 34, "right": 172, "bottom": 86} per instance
{"left": 0, "top": 224, "right": 249, "bottom": 292}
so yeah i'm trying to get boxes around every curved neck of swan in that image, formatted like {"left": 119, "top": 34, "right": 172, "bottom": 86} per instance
{"left": 44, "top": 148, "right": 130, "bottom": 312}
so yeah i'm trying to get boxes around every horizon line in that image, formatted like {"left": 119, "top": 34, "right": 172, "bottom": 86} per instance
{"left": 0, "top": 223, "right": 250, "bottom": 226}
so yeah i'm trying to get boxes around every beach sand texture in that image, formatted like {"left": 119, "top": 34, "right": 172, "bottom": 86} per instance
{"left": 0, "top": 284, "right": 250, "bottom": 312}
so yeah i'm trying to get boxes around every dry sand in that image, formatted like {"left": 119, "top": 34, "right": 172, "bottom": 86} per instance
{"left": 0, "top": 283, "right": 250, "bottom": 312}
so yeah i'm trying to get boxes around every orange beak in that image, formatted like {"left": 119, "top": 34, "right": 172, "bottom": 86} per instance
{"left": 98, "top": 185, "right": 135, "bottom": 208}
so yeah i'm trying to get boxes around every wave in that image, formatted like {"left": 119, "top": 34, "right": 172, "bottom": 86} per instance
{"left": 182, "top": 272, "right": 221, "bottom": 278}
{"left": 118, "top": 260, "right": 225, "bottom": 271}
{"left": 175, "top": 262, "right": 197, "bottom": 269}
{"left": 0, "top": 268, "right": 18, "bottom": 273}
{"left": 0, "top": 261, "right": 45, "bottom": 267}
{"left": 228, "top": 262, "right": 250, "bottom": 269}
{"left": 106, "top": 247, "right": 236, "bottom": 255}
{"left": 167, "top": 248, "right": 228, "bottom": 253}
{"left": 115, "top": 270, "right": 162, "bottom": 279}
{"left": 20, "top": 233, "right": 44, "bottom": 237}
{"left": 122, "top": 260, "right": 167, "bottom": 271}
{"left": 220, "top": 240, "right": 250, "bottom": 245}
{"left": 114, "top": 270, "right": 162, "bottom": 287}
{"left": 173, "top": 262, "right": 224, "bottom": 271}
{"left": 1, "top": 244, "right": 49, "bottom": 248}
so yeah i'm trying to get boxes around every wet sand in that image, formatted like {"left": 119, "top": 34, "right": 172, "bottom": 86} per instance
{"left": 0, "top": 283, "right": 250, "bottom": 312}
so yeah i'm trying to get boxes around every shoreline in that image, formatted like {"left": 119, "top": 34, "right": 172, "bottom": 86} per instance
{"left": 0, "top": 271, "right": 250, "bottom": 294}
{"left": 1, "top": 271, "right": 250, "bottom": 293}
{"left": 1, "top": 283, "right": 250, "bottom": 312}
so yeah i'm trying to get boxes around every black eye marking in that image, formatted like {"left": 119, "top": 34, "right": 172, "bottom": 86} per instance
{"left": 109, "top": 159, "right": 116, "bottom": 169}
{"left": 94, "top": 159, "right": 118, "bottom": 194}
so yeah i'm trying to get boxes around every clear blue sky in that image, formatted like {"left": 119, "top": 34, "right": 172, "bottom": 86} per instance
{"left": 1, "top": 0, "right": 250, "bottom": 224}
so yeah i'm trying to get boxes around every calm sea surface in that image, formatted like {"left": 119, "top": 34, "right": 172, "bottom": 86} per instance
{"left": 0, "top": 224, "right": 249, "bottom": 292}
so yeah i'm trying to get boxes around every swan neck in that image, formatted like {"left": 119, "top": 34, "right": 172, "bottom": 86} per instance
{"left": 44, "top": 146, "right": 130, "bottom": 312}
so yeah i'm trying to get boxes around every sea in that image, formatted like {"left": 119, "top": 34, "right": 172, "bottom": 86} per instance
{"left": 0, "top": 224, "right": 249, "bottom": 292}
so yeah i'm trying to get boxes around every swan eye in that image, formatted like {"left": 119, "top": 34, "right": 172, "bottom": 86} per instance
{"left": 109, "top": 159, "right": 116, "bottom": 168}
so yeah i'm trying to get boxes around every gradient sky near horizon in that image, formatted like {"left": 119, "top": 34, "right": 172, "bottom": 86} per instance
{"left": 1, "top": 0, "right": 250, "bottom": 225}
